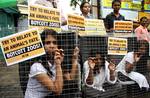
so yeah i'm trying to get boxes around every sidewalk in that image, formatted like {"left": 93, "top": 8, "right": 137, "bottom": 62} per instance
{"left": 0, "top": 62, "right": 23, "bottom": 98}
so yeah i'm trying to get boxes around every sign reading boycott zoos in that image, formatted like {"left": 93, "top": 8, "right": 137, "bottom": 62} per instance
{"left": 67, "top": 14, "right": 85, "bottom": 36}
{"left": 85, "top": 19, "right": 106, "bottom": 36}
{"left": 0, "top": 28, "right": 45, "bottom": 66}
{"left": 29, "top": 5, "right": 61, "bottom": 32}
{"left": 108, "top": 37, "right": 127, "bottom": 55}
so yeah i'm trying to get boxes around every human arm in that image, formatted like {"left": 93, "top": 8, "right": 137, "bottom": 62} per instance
{"left": 64, "top": 47, "right": 79, "bottom": 80}
{"left": 125, "top": 61, "right": 135, "bottom": 73}
{"left": 84, "top": 58, "right": 96, "bottom": 86}
{"left": 135, "top": 27, "right": 143, "bottom": 40}
{"left": 105, "top": 15, "right": 110, "bottom": 32}
{"left": 105, "top": 14, "right": 115, "bottom": 32}
{"left": 125, "top": 52, "right": 141, "bottom": 73}
{"left": 108, "top": 62, "right": 116, "bottom": 81}
{"left": 106, "top": 61, "right": 117, "bottom": 84}
{"left": 35, "top": 49, "right": 63, "bottom": 95}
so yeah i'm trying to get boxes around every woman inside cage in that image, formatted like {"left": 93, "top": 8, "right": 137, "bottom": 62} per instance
{"left": 83, "top": 49, "right": 117, "bottom": 92}
{"left": 116, "top": 40, "right": 149, "bottom": 89}
{"left": 24, "top": 29, "right": 79, "bottom": 98}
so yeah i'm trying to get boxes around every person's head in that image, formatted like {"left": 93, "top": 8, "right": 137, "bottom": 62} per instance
{"left": 140, "top": 17, "right": 149, "bottom": 27}
{"left": 89, "top": 49, "right": 105, "bottom": 67}
{"left": 41, "top": 29, "right": 58, "bottom": 55}
{"left": 80, "top": 2, "right": 91, "bottom": 15}
{"left": 47, "top": 0, "right": 57, "bottom": 8}
{"left": 134, "top": 40, "right": 149, "bottom": 56}
{"left": 112, "top": 0, "right": 121, "bottom": 13}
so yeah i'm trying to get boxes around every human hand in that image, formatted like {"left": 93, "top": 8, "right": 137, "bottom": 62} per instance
{"left": 88, "top": 57, "right": 96, "bottom": 70}
{"left": 72, "top": 47, "right": 79, "bottom": 59}
{"left": 134, "top": 52, "right": 141, "bottom": 62}
{"left": 108, "top": 62, "right": 116, "bottom": 72}
{"left": 54, "top": 49, "right": 64, "bottom": 66}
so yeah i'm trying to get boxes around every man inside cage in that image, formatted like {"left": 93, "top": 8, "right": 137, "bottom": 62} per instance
{"left": 83, "top": 49, "right": 117, "bottom": 92}
{"left": 21, "top": 29, "right": 80, "bottom": 98}
{"left": 116, "top": 40, "right": 149, "bottom": 89}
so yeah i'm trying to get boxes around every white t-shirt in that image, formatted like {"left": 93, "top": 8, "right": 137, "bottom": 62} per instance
{"left": 116, "top": 52, "right": 149, "bottom": 88}
{"left": 24, "top": 62, "right": 56, "bottom": 98}
{"left": 83, "top": 60, "right": 116, "bottom": 89}
{"left": 116, "top": 52, "right": 134, "bottom": 75}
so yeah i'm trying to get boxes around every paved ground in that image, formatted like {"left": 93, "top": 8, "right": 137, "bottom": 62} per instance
{"left": 0, "top": 61, "right": 23, "bottom": 98}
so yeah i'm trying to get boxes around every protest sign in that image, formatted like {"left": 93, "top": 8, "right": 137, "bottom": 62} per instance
{"left": 0, "top": 28, "right": 45, "bottom": 66}
{"left": 108, "top": 37, "right": 127, "bottom": 55}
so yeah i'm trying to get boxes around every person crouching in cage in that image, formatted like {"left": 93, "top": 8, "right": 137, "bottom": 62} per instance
{"left": 24, "top": 29, "right": 80, "bottom": 98}
{"left": 83, "top": 50, "right": 117, "bottom": 92}
{"left": 116, "top": 40, "right": 149, "bottom": 89}
{"left": 24, "top": 29, "right": 63, "bottom": 98}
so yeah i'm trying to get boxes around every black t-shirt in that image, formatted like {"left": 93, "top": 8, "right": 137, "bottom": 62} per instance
{"left": 105, "top": 12, "right": 125, "bottom": 30}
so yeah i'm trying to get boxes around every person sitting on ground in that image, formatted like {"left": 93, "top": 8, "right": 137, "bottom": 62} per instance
{"left": 25, "top": 29, "right": 64, "bottom": 98}
{"left": 116, "top": 40, "right": 149, "bottom": 89}
{"left": 83, "top": 50, "right": 117, "bottom": 92}
{"left": 24, "top": 29, "right": 80, "bottom": 98}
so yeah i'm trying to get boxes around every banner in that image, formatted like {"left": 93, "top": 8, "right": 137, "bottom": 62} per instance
{"left": 85, "top": 19, "right": 106, "bottom": 36}
{"left": 28, "top": 4, "right": 61, "bottom": 32}
{"left": 102, "top": 0, "right": 141, "bottom": 10}
{"left": 132, "top": 0, "right": 142, "bottom": 4}
{"left": 121, "top": 2, "right": 132, "bottom": 9}
{"left": 67, "top": 14, "right": 85, "bottom": 36}
{"left": 144, "top": 4, "right": 150, "bottom": 10}
{"left": 108, "top": 37, "right": 127, "bottom": 55}
{"left": 122, "top": 0, "right": 141, "bottom": 10}
{"left": 0, "top": 28, "right": 45, "bottom": 66}
{"left": 102, "top": 0, "right": 112, "bottom": 7}
{"left": 131, "top": 2, "right": 141, "bottom": 10}
{"left": 144, "top": 0, "right": 150, "bottom": 10}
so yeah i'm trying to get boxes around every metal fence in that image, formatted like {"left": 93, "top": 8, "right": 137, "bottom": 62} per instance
{"left": 0, "top": 27, "right": 150, "bottom": 98}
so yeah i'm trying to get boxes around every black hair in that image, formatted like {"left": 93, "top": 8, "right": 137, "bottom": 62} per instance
{"left": 134, "top": 40, "right": 149, "bottom": 53}
{"left": 41, "top": 29, "right": 58, "bottom": 45}
{"left": 140, "top": 16, "right": 148, "bottom": 22}
{"left": 112, "top": 0, "right": 121, "bottom": 6}
{"left": 40, "top": 29, "right": 59, "bottom": 76}
{"left": 80, "top": 1, "right": 90, "bottom": 11}
{"left": 89, "top": 49, "right": 105, "bottom": 74}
